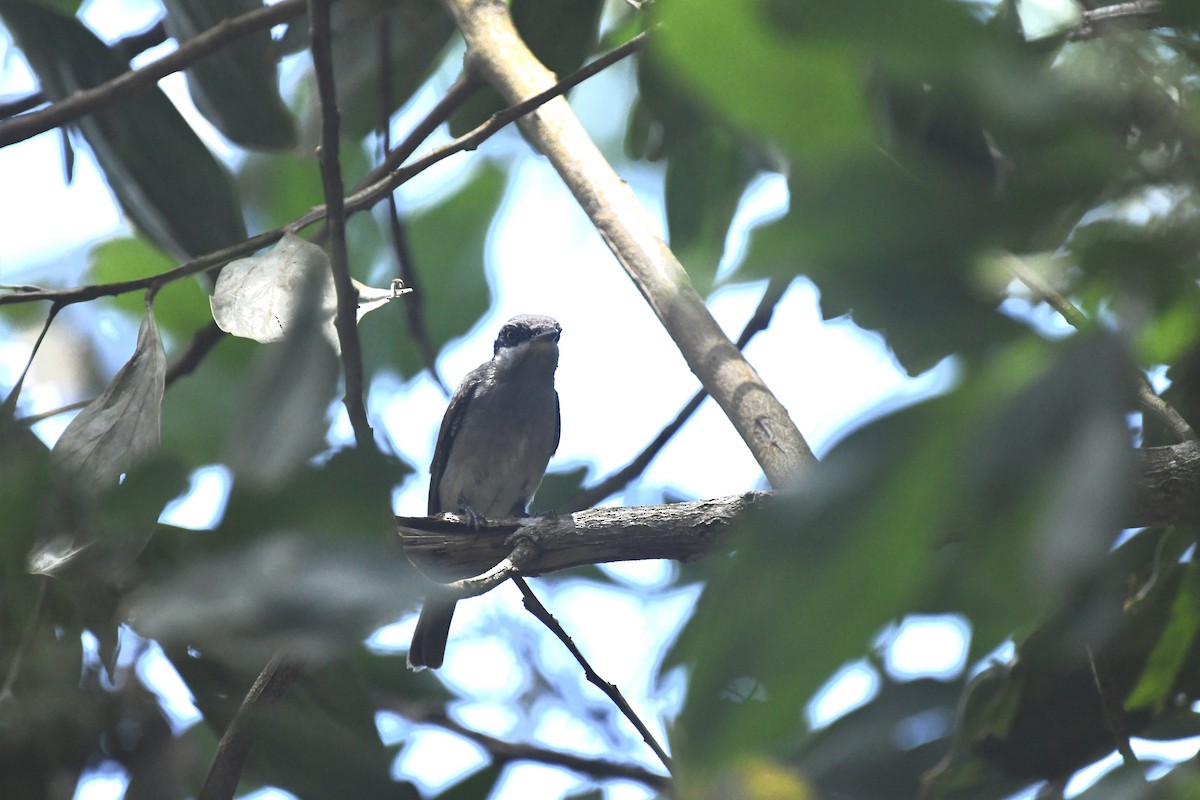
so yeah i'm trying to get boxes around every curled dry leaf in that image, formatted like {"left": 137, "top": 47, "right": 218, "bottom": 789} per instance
{"left": 209, "top": 233, "right": 410, "bottom": 349}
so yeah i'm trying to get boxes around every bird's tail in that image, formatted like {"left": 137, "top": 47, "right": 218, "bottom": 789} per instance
{"left": 408, "top": 594, "right": 457, "bottom": 670}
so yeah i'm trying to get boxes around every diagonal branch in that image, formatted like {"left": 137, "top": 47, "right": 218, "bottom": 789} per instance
{"left": 198, "top": 653, "right": 303, "bottom": 800}
{"left": 435, "top": 0, "right": 815, "bottom": 488}
{"left": 379, "top": 696, "right": 670, "bottom": 789}
{"left": 512, "top": 576, "right": 673, "bottom": 774}
{"left": 1005, "top": 253, "right": 1197, "bottom": 442}
{"left": 309, "top": 0, "right": 372, "bottom": 448}
{"left": 375, "top": 19, "right": 452, "bottom": 394}
{"left": 0, "top": 0, "right": 308, "bottom": 148}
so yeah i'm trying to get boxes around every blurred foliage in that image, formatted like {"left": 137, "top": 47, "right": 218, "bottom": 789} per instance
{"left": 6, "top": 0, "right": 1200, "bottom": 798}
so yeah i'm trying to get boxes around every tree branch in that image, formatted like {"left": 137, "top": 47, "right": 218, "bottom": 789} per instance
{"left": 0, "top": 33, "right": 647, "bottom": 310}
{"left": 309, "top": 0, "right": 373, "bottom": 449}
{"left": 1069, "top": 1, "right": 1166, "bottom": 41}
{"left": 0, "top": 0, "right": 308, "bottom": 148}
{"left": 435, "top": 0, "right": 815, "bottom": 489}
{"left": 379, "top": 696, "right": 670, "bottom": 789}
{"left": 398, "top": 493, "right": 766, "bottom": 580}
{"left": 198, "top": 653, "right": 302, "bottom": 800}
{"left": 513, "top": 576, "right": 673, "bottom": 774}
{"left": 399, "top": 442, "right": 1200, "bottom": 578}
{"left": 376, "top": 19, "right": 450, "bottom": 394}
{"left": 1006, "top": 253, "right": 1197, "bottom": 442}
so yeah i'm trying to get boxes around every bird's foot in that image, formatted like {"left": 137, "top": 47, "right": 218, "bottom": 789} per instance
{"left": 460, "top": 505, "right": 488, "bottom": 530}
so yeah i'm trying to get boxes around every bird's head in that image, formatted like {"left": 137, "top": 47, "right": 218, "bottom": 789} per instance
{"left": 493, "top": 314, "right": 561, "bottom": 357}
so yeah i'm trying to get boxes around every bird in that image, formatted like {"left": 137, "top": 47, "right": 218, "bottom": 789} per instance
{"left": 407, "top": 314, "right": 562, "bottom": 670}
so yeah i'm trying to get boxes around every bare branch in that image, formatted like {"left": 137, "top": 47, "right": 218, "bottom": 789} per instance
{"left": 0, "top": 33, "right": 647, "bottom": 310}
{"left": 309, "top": 0, "right": 373, "bottom": 449}
{"left": 198, "top": 653, "right": 302, "bottom": 800}
{"left": 401, "top": 443, "right": 1200, "bottom": 578}
{"left": 164, "top": 322, "right": 226, "bottom": 385}
{"left": 398, "top": 493, "right": 766, "bottom": 580}
{"left": 379, "top": 696, "right": 671, "bottom": 789}
{"left": 433, "top": 535, "right": 539, "bottom": 598}
{"left": 0, "top": 0, "right": 308, "bottom": 148}
{"left": 567, "top": 278, "right": 790, "bottom": 510}
{"left": 376, "top": 20, "right": 450, "bottom": 394}
{"left": 1069, "top": 1, "right": 1166, "bottom": 41}
{"left": 513, "top": 576, "right": 673, "bottom": 774}
{"left": 436, "top": 0, "right": 815, "bottom": 488}
{"left": 1, "top": 303, "right": 61, "bottom": 413}
{"left": 1087, "top": 647, "right": 1137, "bottom": 768}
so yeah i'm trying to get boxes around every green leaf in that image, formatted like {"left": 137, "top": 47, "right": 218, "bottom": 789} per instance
{"left": 653, "top": 2, "right": 866, "bottom": 159}
{"left": 159, "top": 0, "right": 296, "bottom": 149}
{"left": 669, "top": 334, "right": 1137, "bottom": 777}
{"left": 0, "top": 410, "right": 53, "bottom": 656}
{"left": 664, "top": 129, "right": 759, "bottom": 292}
{"left": 165, "top": 649, "right": 418, "bottom": 799}
{"left": 1126, "top": 565, "right": 1200, "bottom": 713}
{"left": 653, "top": 0, "right": 987, "bottom": 161}
{"left": 125, "top": 532, "right": 419, "bottom": 667}
{"left": 159, "top": 334, "right": 257, "bottom": 467}
{"left": 0, "top": 1, "right": 247, "bottom": 262}
{"left": 436, "top": 763, "right": 504, "bottom": 800}
{"left": 739, "top": 159, "right": 1024, "bottom": 374}
{"left": 88, "top": 236, "right": 212, "bottom": 335}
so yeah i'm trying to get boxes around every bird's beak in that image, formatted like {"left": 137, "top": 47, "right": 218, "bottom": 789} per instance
{"left": 531, "top": 329, "right": 560, "bottom": 345}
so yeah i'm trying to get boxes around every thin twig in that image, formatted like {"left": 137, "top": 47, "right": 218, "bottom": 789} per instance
{"left": 198, "top": 653, "right": 303, "bottom": 800}
{"left": 1005, "top": 253, "right": 1197, "bottom": 442}
{"left": 511, "top": 576, "right": 673, "bottom": 774}
{"left": 0, "top": 33, "right": 646, "bottom": 311}
{"left": 376, "top": 18, "right": 448, "bottom": 394}
{"left": 16, "top": 320, "right": 225, "bottom": 426}
{"left": 380, "top": 695, "right": 670, "bottom": 789}
{"left": 2, "top": 303, "right": 62, "bottom": 416}
{"left": 0, "top": 578, "right": 48, "bottom": 701}
{"left": 1087, "top": 647, "right": 1138, "bottom": 767}
{"left": 309, "top": 0, "right": 373, "bottom": 449}
{"left": 567, "top": 278, "right": 790, "bottom": 510}
{"left": 438, "top": 537, "right": 539, "bottom": 597}
{"left": 164, "top": 322, "right": 226, "bottom": 385}
{"left": 0, "top": 0, "right": 308, "bottom": 148}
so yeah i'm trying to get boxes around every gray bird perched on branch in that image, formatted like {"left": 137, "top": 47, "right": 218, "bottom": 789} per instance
{"left": 407, "top": 314, "right": 562, "bottom": 670}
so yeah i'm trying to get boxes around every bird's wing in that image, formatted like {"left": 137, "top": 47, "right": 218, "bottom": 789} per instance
{"left": 552, "top": 390, "right": 561, "bottom": 456}
{"left": 428, "top": 365, "right": 487, "bottom": 514}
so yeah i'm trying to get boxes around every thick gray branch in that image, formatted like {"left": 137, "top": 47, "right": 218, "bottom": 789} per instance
{"left": 435, "top": 0, "right": 815, "bottom": 488}
{"left": 397, "top": 493, "right": 767, "bottom": 581}
{"left": 398, "top": 442, "right": 1200, "bottom": 578}
{"left": 1135, "top": 440, "right": 1200, "bottom": 528}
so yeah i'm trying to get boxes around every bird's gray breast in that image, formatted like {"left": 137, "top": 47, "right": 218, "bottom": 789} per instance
{"left": 435, "top": 374, "right": 558, "bottom": 519}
